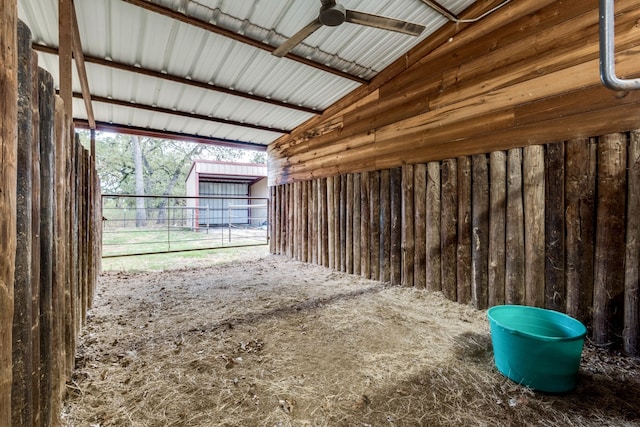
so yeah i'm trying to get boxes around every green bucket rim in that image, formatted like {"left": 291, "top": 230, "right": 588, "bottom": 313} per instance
{"left": 487, "top": 305, "right": 587, "bottom": 343}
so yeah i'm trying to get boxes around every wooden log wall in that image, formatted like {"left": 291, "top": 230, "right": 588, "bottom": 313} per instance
{"left": 1, "top": 21, "right": 102, "bottom": 426}
{"left": 270, "top": 130, "right": 640, "bottom": 356}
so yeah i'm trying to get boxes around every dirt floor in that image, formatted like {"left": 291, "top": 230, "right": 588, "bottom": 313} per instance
{"left": 63, "top": 249, "right": 640, "bottom": 426}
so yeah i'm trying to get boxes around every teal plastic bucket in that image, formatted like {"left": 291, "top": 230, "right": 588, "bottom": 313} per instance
{"left": 487, "top": 305, "right": 587, "bottom": 393}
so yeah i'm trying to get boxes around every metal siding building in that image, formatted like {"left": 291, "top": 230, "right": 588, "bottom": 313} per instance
{"left": 185, "top": 161, "right": 268, "bottom": 227}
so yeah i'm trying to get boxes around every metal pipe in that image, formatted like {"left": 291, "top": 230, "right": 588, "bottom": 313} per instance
{"left": 599, "top": 0, "right": 640, "bottom": 91}
{"left": 419, "top": 0, "right": 511, "bottom": 24}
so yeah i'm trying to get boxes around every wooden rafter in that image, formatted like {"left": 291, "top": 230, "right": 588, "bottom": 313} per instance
{"left": 32, "top": 44, "right": 319, "bottom": 115}
{"left": 71, "top": 0, "right": 95, "bottom": 129}
{"left": 73, "top": 119, "right": 268, "bottom": 151}
{"left": 72, "top": 92, "right": 290, "bottom": 134}
{"left": 58, "top": 0, "right": 73, "bottom": 124}
{"left": 119, "top": 0, "right": 368, "bottom": 85}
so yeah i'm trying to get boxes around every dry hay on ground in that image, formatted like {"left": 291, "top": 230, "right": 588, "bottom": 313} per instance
{"left": 63, "top": 254, "right": 640, "bottom": 426}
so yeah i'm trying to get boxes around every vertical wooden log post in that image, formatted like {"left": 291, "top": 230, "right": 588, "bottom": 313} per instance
{"left": 414, "top": 164, "right": 427, "bottom": 289}
{"left": 471, "top": 154, "right": 489, "bottom": 310}
{"left": 545, "top": 142, "right": 566, "bottom": 312}
{"left": 38, "top": 67, "right": 55, "bottom": 427}
{"left": 506, "top": 148, "right": 525, "bottom": 305}
{"left": 441, "top": 159, "right": 457, "bottom": 301}
{"left": 380, "top": 170, "right": 391, "bottom": 283}
{"left": 30, "top": 50, "right": 42, "bottom": 427}
{"left": 401, "top": 165, "right": 414, "bottom": 287}
{"left": 457, "top": 157, "right": 471, "bottom": 303}
{"left": 565, "top": 138, "right": 596, "bottom": 323}
{"left": 12, "top": 20, "right": 33, "bottom": 427}
{"left": 302, "top": 181, "right": 309, "bottom": 262}
{"left": 370, "top": 170, "right": 380, "bottom": 281}
{"left": 339, "top": 175, "right": 346, "bottom": 271}
{"left": 488, "top": 152, "right": 506, "bottom": 307}
{"left": 288, "top": 183, "right": 295, "bottom": 258}
{"left": 269, "top": 186, "right": 275, "bottom": 254}
{"left": 333, "top": 175, "right": 341, "bottom": 271}
{"left": 0, "top": 1, "right": 18, "bottom": 424}
{"left": 273, "top": 186, "right": 280, "bottom": 254}
{"left": 625, "top": 130, "right": 640, "bottom": 356}
{"left": 593, "top": 133, "right": 627, "bottom": 346}
{"left": 53, "top": 97, "right": 67, "bottom": 407}
{"left": 321, "top": 178, "right": 329, "bottom": 267}
{"left": 360, "top": 171, "right": 370, "bottom": 278}
{"left": 310, "top": 181, "right": 317, "bottom": 264}
{"left": 293, "top": 182, "right": 299, "bottom": 260}
{"left": 390, "top": 167, "right": 402, "bottom": 285}
{"left": 353, "top": 173, "right": 362, "bottom": 276}
{"left": 523, "top": 145, "right": 545, "bottom": 308}
{"left": 426, "top": 162, "right": 441, "bottom": 292}
{"left": 345, "top": 174, "right": 353, "bottom": 274}
{"left": 326, "top": 177, "right": 334, "bottom": 268}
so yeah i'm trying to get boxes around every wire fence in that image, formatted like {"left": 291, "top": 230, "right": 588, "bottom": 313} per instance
{"left": 101, "top": 194, "right": 269, "bottom": 257}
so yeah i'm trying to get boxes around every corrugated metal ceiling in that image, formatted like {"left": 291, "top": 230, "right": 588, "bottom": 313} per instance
{"left": 17, "top": 0, "right": 481, "bottom": 148}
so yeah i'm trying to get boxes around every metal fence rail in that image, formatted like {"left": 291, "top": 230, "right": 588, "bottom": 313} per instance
{"left": 101, "top": 194, "right": 269, "bottom": 257}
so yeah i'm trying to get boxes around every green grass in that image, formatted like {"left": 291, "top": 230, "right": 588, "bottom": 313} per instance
{"left": 100, "top": 244, "right": 269, "bottom": 272}
{"left": 102, "top": 226, "right": 268, "bottom": 257}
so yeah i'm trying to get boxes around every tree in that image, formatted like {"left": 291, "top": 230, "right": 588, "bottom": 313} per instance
{"left": 132, "top": 136, "right": 147, "bottom": 227}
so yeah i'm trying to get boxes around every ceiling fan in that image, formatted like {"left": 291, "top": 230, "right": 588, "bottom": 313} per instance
{"left": 272, "top": 0, "right": 426, "bottom": 57}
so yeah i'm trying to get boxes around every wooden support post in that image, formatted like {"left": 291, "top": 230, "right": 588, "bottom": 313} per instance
{"left": 51, "top": 96, "right": 66, "bottom": 424}
{"left": 0, "top": 2, "right": 18, "bottom": 424}
{"left": 545, "top": 142, "right": 566, "bottom": 312}
{"left": 390, "top": 167, "right": 402, "bottom": 285}
{"left": 288, "top": 183, "right": 294, "bottom": 258}
{"left": 353, "top": 173, "right": 362, "bottom": 275}
{"left": 269, "top": 186, "right": 275, "bottom": 254}
{"left": 402, "top": 165, "right": 414, "bottom": 287}
{"left": 346, "top": 174, "right": 353, "bottom": 273}
{"left": 593, "top": 133, "right": 627, "bottom": 346}
{"left": 12, "top": 20, "right": 33, "bottom": 427}
{"left": 311, "top": 180, "right": 317, "bottom": 264}
{"left": 58, "top": 0, "right": 73, "bottom": 124}
{"left": 339, "top": 175, "right": 346, "bottom": 271}
{"left": 471, "top": 154, "right": 489, "bottom": 310}
{"left": 360, "top": 171, "right": 370, "bottom": 278}
{"left": 414, "top": 164, "right": 426, "bottom": 289}
{"left": 625, "top": 130, "right": 640, "bottom": 356}
{"left": 506, "top": 148, "right": 525, "bottom": 305}
{"left": 302, "top": 182, "right": 309, "bottom": 262}
{"left": 488, "top": 152, "right": 506, "bottom": 307}
{"left": 321, "top": 178, "right": 329, "bottom": 267}
{"left": 457, "top": 156, "right": 471, "bottom": 303}
{"left": 426, "top": 162, "right": 441, "bottom": 292}
{"left": 441, "top": 159, "right": 457, "bottom": 301}
{"left": 370, "top": 171, "right": 380, "bottom": 281}
{"left": 30, "top": 50, "right": 42, "bottom": 427}
{"left": 380, "top": 170, "right": 391, "bottom": 283}
{"left": 292, "top": 182, "right": 298, "bottom": 260}
{"left": 565, "top": 138, "right": 596, "bottom": 323}
{"left": 38, "top": 67, "right": 55, "bottom": 427}
{"left": 523, "top": 145, "right": 545, "bottom": 308}
{"left": 333, "top": 175, "right": 341, "bottom": 270}
{"left": 327, "top": 177, "right": 335, "bottom": 268}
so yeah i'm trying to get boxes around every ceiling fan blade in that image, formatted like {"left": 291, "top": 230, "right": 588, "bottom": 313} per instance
{"left": 345, "top": 10, "right": 425, "bottom": 36}
{"left": 272, "top": 18, "right": 323, "bottom": 57}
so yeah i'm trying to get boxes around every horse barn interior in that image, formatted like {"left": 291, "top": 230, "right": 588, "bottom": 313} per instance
{"left": 3, "top": 0, "right": 640, "bottom": 425}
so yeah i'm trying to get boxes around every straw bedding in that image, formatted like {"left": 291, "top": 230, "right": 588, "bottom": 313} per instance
{"left": 62, "top": 254, "right": 640, "bottom": 426}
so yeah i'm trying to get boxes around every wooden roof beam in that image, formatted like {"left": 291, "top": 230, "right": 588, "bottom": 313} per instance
{"left": 73, "top": 119, "right": 268, "bottom": 151}
{"left": 119, "top": 0, "right": 368, "bottom": 85}
{"left": 72, "top": 92, "right": 290, "bottom": 134}
{"left": 32, "top": 43, "right": 319, "bottom": 115}
{"left": 59, "top": 0, "right": 73, "bottom": 124}
{"left": 71, "top": 0, "right": 95, "bottom": 129}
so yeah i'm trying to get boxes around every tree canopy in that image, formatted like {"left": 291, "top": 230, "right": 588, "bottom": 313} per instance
{"left": 79, "top": 131, "right": 266, "bottom": 197}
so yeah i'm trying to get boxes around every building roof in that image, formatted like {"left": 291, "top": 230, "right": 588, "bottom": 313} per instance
{"left": 17, "top": 0, "right": 497, "bottom": 150}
